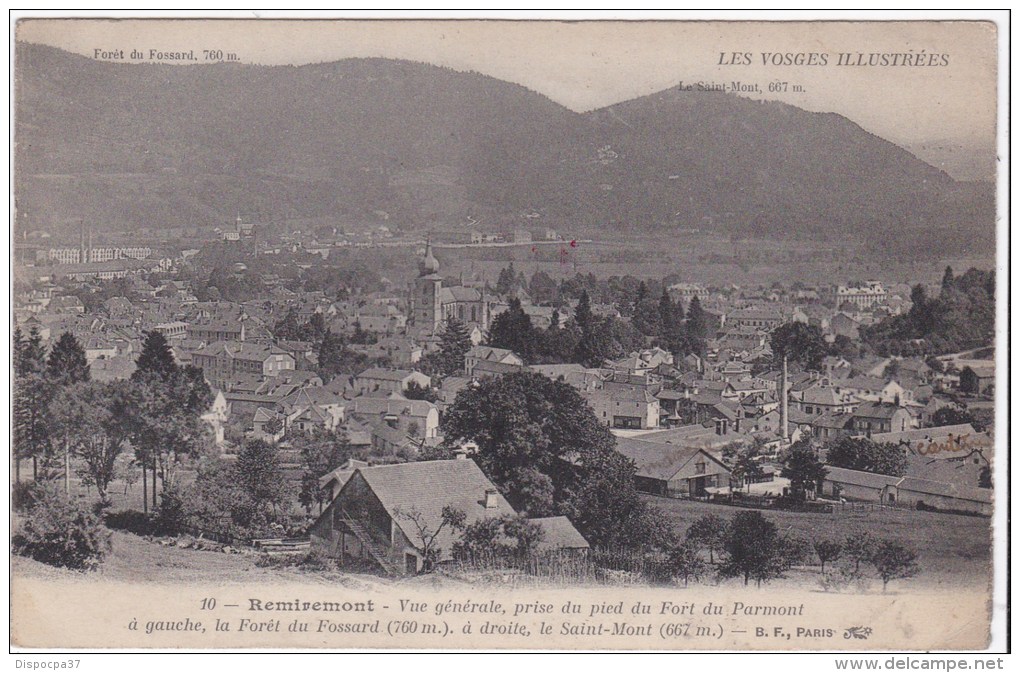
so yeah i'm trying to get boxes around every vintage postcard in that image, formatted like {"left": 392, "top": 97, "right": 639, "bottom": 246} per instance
{"left": 9, "top": 16, "right": 1006, "bottom": 652}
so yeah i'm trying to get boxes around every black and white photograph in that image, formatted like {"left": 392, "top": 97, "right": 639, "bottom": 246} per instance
{"left": 8, "top": 13, "right": 1008, "bottom": 655}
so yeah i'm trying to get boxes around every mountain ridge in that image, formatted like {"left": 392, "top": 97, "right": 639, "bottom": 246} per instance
{"left": 14, "top": 42, "right": 994, "bottom": 257}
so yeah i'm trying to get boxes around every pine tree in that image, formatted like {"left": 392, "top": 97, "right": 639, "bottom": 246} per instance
{"left": 133, "top": 330, "right": 178, "bottom": 383}
{"left": 15, "top": 326, "right": 47, "bottom": 376}
{"left": 46, "top": 332, "right": 91, "bottom": 387}
{"left": 574, "top": 290, "right": 593, "bottom": 334}
{"left": 634, "top": 280, "right": 648, "bottom": 312}
{"left": 658, "top": 288, "right": 684, "bottom": 349}
{"left": 487, "top": 298, "right": 534, "bottom": 362}
{"left": 683, "top": 296, "right": 708, "bottom": 356}
{"left": 437, "top": 317, "right": 473, "bottom": 376}
{"left": 317, "top": 329, "right": 349, "bottom": 383}
{"left": 496, "top": 263, "right": 518, "bottom": 296}
{"left": 941, "top": 265, "right": 955, "bottom": 292}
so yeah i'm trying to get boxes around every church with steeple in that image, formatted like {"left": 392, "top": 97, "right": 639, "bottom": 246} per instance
{"left": 408, "top": 237, "right": 493, "bottom": 336}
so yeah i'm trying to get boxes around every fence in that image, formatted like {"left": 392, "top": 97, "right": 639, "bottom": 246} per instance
{"left": 445, "top": 548, "right": 673, "bottom": 587}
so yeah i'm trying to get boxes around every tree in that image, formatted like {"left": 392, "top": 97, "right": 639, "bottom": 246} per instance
{"left": 930, "top": 406, "right": 977, "bottom": 428}
{"left": 273, "top": 307, "right": 304, "bottom": 341}
{"left": 395, "top": 505, "right": 467, "bottom": 573}
{"left": 452, "top": 514, "right": 545, "bottom": 563}
{"left": 941, "top": 266, "right": 955, "bottom": 292}
{"left": 813, "top": 539, "right": 843, "bottom": 573}
{"left": 730, "top": 450, "right": 765, "bottom": 493}
{"left": 235, "top": 439, "right": 288, "bottom": 521}
{"left": 658, "top": 289, "right": 684, "bottom": 352}
{"left": 12, "top": 483, "right": 111, "bottom": 570}
{"left": 574, "top": 316, "right": 615, "bottom": 369}
{"left": 43, "top": 333, "right": 94, "bottom": 492}
{"left": 441, "top": 371, "right": 653, "bottom": 548}
{"left": 14, "top": 326, "right": 47, "bottom": 377}
{"left": 435, "top": 317, "right": 473, "bottom": 377}
{"left": 263, "top": 415, "right": 284, "bottom": 439}
{"left": 317, "top": 329, "right": 368, "bottom": 383}
{"left": 46, "top": 332, "right": 91, "bottom": 387}
{"left": 782, "top": 441, "right": 828, "bottom": 502}
{"left": 496, "top": 263, "right": 519, "bottom": 297}
{"left": 685, "top": 514, "right": 727, "bottom": 564}
{"left": 717, "top": 511, "right": 793, "bottom": 587}
{"left": 133, "top": 330, "right": 178, "bottom": 383}
{"left": 487, "top": 298, "right": 535, "bottom": 362}
{"left": 13, "top": 368, "right": 52, "bottom": 483}
{"left": 404, "top": 380, "right": 439, "bottom": 402}
{"left": 48, "top": 381, "right": 133, "bottom": 504}
{"left": 129, "top": 346, "right": 213, "bottom": 513}
{"left": 843, "top": 531, "right": 878, "bottom": 573}
{"left": 825, "top": 437, "right": 907, "bottom": 476}
{"left": 770, "top": 322, "right": 827, "bottom": 371}
{"left": 683, "top": 296, "right": 708, "bottom": 356}
{"left": 870, "top": 539, "right": 920, "bottom": 592}
{"left": 295, "top": 430, "right": 354, "bottom": 514}
{"left": 574, "top": 290, "right": 594, "bottom": 335}
{"left": 667, "top": 541, "right": 708, "bottom": 587}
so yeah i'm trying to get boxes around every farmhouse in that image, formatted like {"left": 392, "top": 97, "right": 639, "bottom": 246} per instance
{"left": 820, "top": 466, "right": 991, "bottom": 515}
{"left": 309, "top": 459, "right": 588, "bottom": 574}
{"left": 615, "top": 436, "right": 731, "bottom": 498}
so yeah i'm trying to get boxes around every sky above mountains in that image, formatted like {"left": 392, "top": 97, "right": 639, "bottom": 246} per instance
{"left": 17, "top": 19, "right": 997, "bottom": 180}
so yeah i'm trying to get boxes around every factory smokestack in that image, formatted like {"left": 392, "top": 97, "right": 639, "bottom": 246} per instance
{"left": 780, "top": 355, "right": 789, "bottom": 442}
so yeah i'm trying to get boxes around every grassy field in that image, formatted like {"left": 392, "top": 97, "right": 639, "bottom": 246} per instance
{"left": 10, "top": 527, "right": 388, "bottom": 588}
{"left": 642, "top": 494, "right": 992, "bottom": 589}
{"left": 13, "top": 472, "right": 992, "bottom": 592}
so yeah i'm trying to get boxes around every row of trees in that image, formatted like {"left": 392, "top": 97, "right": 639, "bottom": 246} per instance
{"left": 678, "top": 513, "right": 919, "bottom": 591}
{"left": 486, "top": 290, "right": 710, "bottom": 369}
{"left": 862, "top": 267, "right": 995, "bottom": 356}
{"left": 13, "top": 328, "right": 212, "bottom": 510}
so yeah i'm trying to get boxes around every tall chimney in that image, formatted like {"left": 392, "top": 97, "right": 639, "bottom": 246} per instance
{"left": 780, "top": 356, "right": 789, "bottom": 442}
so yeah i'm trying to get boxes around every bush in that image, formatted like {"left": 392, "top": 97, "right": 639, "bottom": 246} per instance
{"left": 12, "top": 481, "right": 44, "bottom": 511}
{"left": 104, "top": 509, "right": 158, "bottom": 536}
{"left": 154, "top": 482, "right": 190, "bottom": 535}
{"left": 12, "top": 486, "right": 111, "bottom": 570}
{"left": 254, "top": 549, "right": 338, "bottom": 571}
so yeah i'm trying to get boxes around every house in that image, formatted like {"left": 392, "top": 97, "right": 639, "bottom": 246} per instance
{"left": 318, "top": 459, "right": 371, "bottom": 503}
{"left": 464, "top": 345, "right": 524, "bottom": 377}
{"left": 889, "top": 477, "right": 992, "bottom": 515}
{"left": 530, "top": 364, "right": 605, "bottom": 392}
{"left": 470, "top": 359, "right": 528, "bottom": 380}
{"left": 820, "top": 466, "right": 901, "bottom": 503}
{"left": 820, "top": 466, "right": 991, "bottom": 515}
{"left": 792, "top": 385, "right": 858, "bottom": 416}
{"left": 348, "top": 397, "right": 441, "bottom": 439}
{"left": 829, "top": 312, "right": 861, "bottom": 340}
{"left": 959, "top": 365, "right": 995, "bottom": 396}
{"left": 728, "top": 307, "right": 786, "bottom": 332}
{"left": 187, "top": 317, "right": 246, "bottom": 343}
{"left": 851, "top": 402, "right": 913, "bottom": 437}
{"left": 191, "top": 341, "right": 295, "bottom": 389}
{"left": 201, "top": 391, "right": 229, "bottom": 446}
{"left": 354, "top": 368, "right": 431, "bottom": 396}
{"left": 252, "top": 407, "right": 286, "bottom": 442}
{"left": 833, "top": 376, "right": 910, "bottom": 405}
{"left": 615, "top": 437, "right": 731, "bottom": 498}
{"left": 582, "top": 387, "right": 660, "bottom": 429}
{"left": 309, "top": 459, "right": 587, "bottom": 574}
